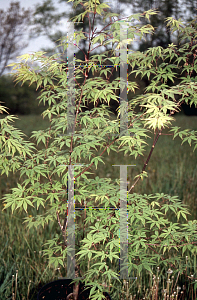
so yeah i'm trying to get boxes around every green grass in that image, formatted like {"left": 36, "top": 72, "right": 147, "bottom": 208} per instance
{"left": 0, "top": 206, "right": 63, "bottom": 299}
{"left": 0, "top": 114, "right": 197, "bottom": 299}
{"left": 13, "top": 114, "right": 50, "bottom": 138}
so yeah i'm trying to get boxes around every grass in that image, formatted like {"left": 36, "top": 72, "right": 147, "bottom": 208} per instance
{"left": 0, "top": 114, "right": 197, "bottom": 299}
{"left": 0, "top": 205, "right": 61, "bottom": 299}
{"left": 12, "top": 114, "right": 50, "bottom": 138}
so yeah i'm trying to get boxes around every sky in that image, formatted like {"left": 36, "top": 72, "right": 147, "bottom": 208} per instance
{"left": 0, "top": 0, "right": 133, "bottom": 73}
{"left": 0, "top": 0, "right": 70, "bottom": 58}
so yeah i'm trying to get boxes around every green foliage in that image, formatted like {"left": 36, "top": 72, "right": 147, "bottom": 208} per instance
{"left": 1, "top": 1, "right": 197, "bottom": 299}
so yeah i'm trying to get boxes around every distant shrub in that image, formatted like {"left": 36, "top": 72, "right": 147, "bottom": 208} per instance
{"left": 0, "top": 75, "right": 44, "bottom": 115}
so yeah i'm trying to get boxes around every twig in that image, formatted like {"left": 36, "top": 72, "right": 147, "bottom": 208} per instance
{"left": 128, "top": 129, "right": 162, "bottom": 194}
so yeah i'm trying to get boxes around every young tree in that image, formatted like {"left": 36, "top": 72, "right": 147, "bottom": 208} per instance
{"left": 0, "top": 2, "right": 31, "bottom": 76}
{"left": 1, "top": 0, "right": 197, "bottom": 299}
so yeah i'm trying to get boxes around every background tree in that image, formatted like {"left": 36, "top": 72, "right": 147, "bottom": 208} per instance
{"left": 118, "top": 0, "right": 197, "bottom": 50}
{"left": 184, "top": 0, "right": 197, "bottom": 20}
{"left": 30, "top": 0, "right": 65, "bottom": 57}
{"left": 0, "top": 2, "right": 31, "bottom": 76}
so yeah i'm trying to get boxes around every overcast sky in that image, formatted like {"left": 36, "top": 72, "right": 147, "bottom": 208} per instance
{"left": 0, "top": 0, "right": 71, "bottom": 57}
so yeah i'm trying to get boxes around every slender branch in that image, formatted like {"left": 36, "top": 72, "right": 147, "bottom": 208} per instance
{"left": 128, "top": 98, "right": 184, "bottom": 194}
{"left": 68, "top": 2, "right": 107, "bottom": 165}
{"left": 147, "top": 245, "right": 176, "bottom": 269}
{"left": 69, "top": 75, "right": 88, "bottom": 164}
{"left": 44, "top": 115, "right": 52, "bottom": 163}
{"left": 56, "top": 211, "right": 63, "bottom": 230}
{"left": 91, "top": 0, "right": 97, "bottom": 42}
{"left": 128, "top": 129, "right": 162, "bottom": 194}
